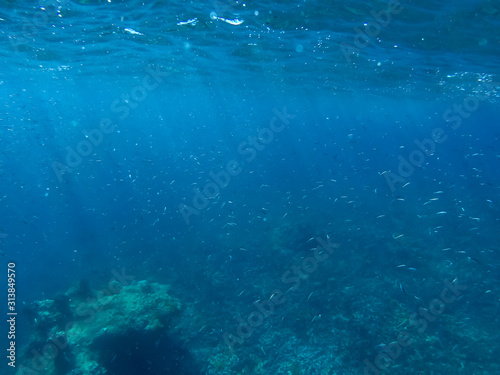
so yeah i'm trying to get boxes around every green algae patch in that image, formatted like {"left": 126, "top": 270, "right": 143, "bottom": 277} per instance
{"left": 68, "top": 280, "right": 181, "bottom": 340}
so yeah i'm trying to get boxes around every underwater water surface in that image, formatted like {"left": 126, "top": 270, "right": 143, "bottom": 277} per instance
{"left": 1, "top": 0, "right": 499, "bottom": 374}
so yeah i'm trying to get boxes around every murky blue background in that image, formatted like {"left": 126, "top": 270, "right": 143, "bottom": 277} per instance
{"left": 1, "top": 1, "right": 499, "bottom": 374}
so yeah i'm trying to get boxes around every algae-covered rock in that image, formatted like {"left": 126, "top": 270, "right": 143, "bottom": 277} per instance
{"left": 19, "top": 280, "right": 185, "bottom": 375}
{"left": 68, "top": 280, "right": 181, "bottom": 339}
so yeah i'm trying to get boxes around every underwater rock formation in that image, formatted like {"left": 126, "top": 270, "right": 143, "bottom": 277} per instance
{"left": 19, "top": 279, "right": 197, "bottom": 375}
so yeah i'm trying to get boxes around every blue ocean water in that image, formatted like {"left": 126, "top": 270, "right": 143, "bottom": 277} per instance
{"left": 1, "top": 0, "right": 499, "bottom": 374}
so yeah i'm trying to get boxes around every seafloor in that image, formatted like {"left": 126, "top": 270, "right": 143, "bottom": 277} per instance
{"left": 18, "top": 212, "right": 499, "bottom": 375}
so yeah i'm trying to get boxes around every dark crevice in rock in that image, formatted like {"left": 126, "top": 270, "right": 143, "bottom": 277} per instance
{"left": 93, "top": 329, "right": 199, "bottom": 375}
